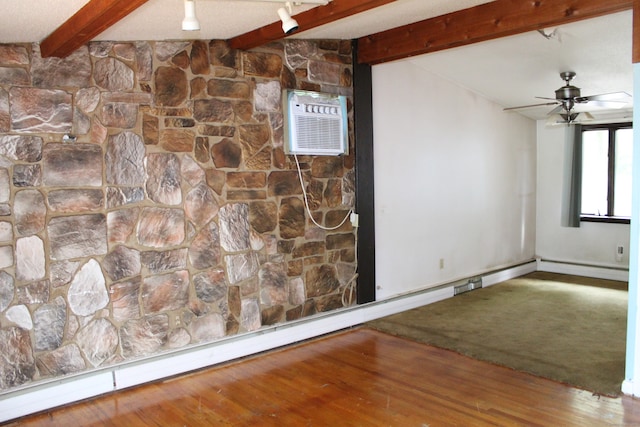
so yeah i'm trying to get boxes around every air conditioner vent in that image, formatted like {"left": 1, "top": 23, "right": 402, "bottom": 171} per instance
{"left": 284, "top": 89, "right": 348, "bottom": 156}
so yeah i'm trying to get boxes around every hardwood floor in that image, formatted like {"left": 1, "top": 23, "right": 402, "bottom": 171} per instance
{"left": 6, "top": 327, "right": 640, "bottom": 426}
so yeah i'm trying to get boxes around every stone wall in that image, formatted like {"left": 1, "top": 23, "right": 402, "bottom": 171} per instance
{"left": 0, "top": 39, "right": 355, "bottom": 392}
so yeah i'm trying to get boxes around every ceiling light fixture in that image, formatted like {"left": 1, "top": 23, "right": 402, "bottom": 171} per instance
{"left": 240, "top": 0, "right": 328, "bottom": 3}
{"left": 278, "top": 2, "right": 299, "bottom": 35}
{"left": 180, "top": 0, "right": 328, "bottom": 34}
{"left": 182, "top": 0, "right": 200, "bottom": 31}
{"left": 236, "top": 0, "right": 329, "bottom": 34}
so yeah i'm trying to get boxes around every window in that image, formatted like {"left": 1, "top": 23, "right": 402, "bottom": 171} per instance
{"left": 580, "top": 122, "right": 632, "bottom": 223}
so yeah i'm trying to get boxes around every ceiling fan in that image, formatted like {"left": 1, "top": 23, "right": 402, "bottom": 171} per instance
{"left": 504, "top": 71, "right": 632, "bottom": 124}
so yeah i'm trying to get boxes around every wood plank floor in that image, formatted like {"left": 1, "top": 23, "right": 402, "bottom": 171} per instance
{"left": 6, "top": 327, "right": 640, "bottom": 426}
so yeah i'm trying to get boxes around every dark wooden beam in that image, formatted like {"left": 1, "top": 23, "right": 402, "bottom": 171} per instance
{"left": 634, "top": 0, "right": 640, "bottom": 62}
{"left": 358, "top": 0, "right": 633, "bottom": 65}
{"left": 352, "top": 40, "right": 376, "bottom": 304}
{"left": 40, "top": 0, "right": 150, "bottom": 58}
{"left": 229, "top": 0, "right": 396, "bottom": 51}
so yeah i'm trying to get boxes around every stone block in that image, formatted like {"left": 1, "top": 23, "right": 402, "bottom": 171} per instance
{"left": 243, "top": 52, "right": 282, "bottom": 78}
{"left": 181, "top": 155, "right": 205, "bottom": 186}
{"left": 211, "top": 138, "right": 242, "bottom": 168}
{"left": 209, "top": 40, "right": 238, "bottom": 68}
{"left": 120, "top": 314, "right": 169, "bottom": 358}
{"left": 14, "top": 189, "right": 46, "bottom": 235}
{"left": 68, "top": 259, "right": 108, "bottom": 317}
{"left": 10, "top": 87, "right": 72, "bottom": 133}
{"left": 207, "top": 79, "right": 250, "bottom": 99}
{"left": 305, "top": 264, "right": 340, "bottom": 298}
{"left": 261, "top": 305, "right": 284, "bottom": 326}
{"left": 189, "top": 221, "right": 221, "bottom": 270}
{"left": 16, "top": 235, "right": 45, "bottom": 281}
{"left": 0, "top": 327, "right": 35, "bottom": 389}
{"left": 141, "top": 270, "right": 189, "bottom": 314}
{"left": 279, "top": 197, "right": 305, "bottom": 239}
{"left": 137, "top": 207, "right": 185, "bottom": 248}
{"left": 249, "top": 201, "right": 277, "bottom": 233}
{"left": 110, "top": 277, "right": 141, "bottom": 321}
{"left": 94, "top": 57, "right": 134, "bottom": 91}
{"left": 225, "top": 252, "right": 259, "bottom": 285}
{"left": 160, "top": 129, "right": 195, "bottom": 152}
{"left": 76, "top": 318, "right": 118, "bottom": 367}
{"left": 47, "top": 189, "right": 103, "bottom": 213}
{"left": 36, "top": 344, "right": 86, "bottom": 376}
{"left": 194, "top": 268, "right": 226, "bottom": 303}
{"left": 259, "top": 262, "right": 288, "bottom": 306}
{"left": 101, "top": 102, "right": 138, "bottom": 128}
{"left": 240, "top": 298, "right": 261, "bottom": 332}
{"left": 43, "top": 144, "right": 102, "bottom": 187}
{"left": 154, "top": 66, "right": 188, "bottom": 106}
{"left": 103, "top": 245, "right": 141, "bottom": 281}
{"left": 33, "top": 296, "right": 66, "bottom": 351}
{"left": 193, "top": 98, "right": 234, "bottom": 123}
{"left": 146, "top": 152, "right": 182, "bottom": 205}
{"left": 219, "top": 203, "right": 250, "bottom": 252}
{"left": 32, "top": 46, "right": 91, "bottom": 88}
{"left": 0, "top": 45, "right": 29, "bottom": 65}
{"left": 189, "top": 313, "right": 225, "bottom": 343}
{"left": 0, "top": 135, "right": 42, "bottom": 162}
{"left": 48, "top": 214, "right": 107, "bottom": 260}
{"left": 141, "top": 248, "right": 188, "bottom": 274}
{"left": 0, "top": 271, "right": 15, "bottom": 312}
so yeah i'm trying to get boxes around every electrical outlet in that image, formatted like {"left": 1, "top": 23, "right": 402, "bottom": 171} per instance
{"left": 439, "top": 258, "right": 444, "bottom": 269}
{"left": 350, "top": 212, "right": 359, "bottom": 227}
{"left": 616, "top": 245, "right": 624, "bottom": 262}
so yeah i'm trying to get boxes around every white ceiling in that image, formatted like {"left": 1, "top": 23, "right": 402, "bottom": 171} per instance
{"left": 0, "top": 0, "right": 633, "bottom": 123}
{"left": 0, "top": 0, "right": 492, "bottom": 43}
{"left": 405, "top": 10, "right": 633, "bottom": 122}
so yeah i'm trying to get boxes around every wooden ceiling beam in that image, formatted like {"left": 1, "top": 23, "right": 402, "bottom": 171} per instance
{"left": 40, "top": 0, "right": 150, "bottom": 58}
{"left": 357, "top": 0, "right": 633, "bottom": 65}
{"left": 634, "top": 0, "right": 640, "bottom": 62}
{"left": 229, "top": 0, "right": 396, "bottom": 51}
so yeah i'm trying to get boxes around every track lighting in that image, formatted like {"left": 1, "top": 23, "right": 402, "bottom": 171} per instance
{"left": 278, "top": 2, "right": 299, "bottom": 35}
{"left": 179, "top": 0, "right": 329, "bottom": 34}
{"left": 182, "top": 0, "right": 200, "bottom": 31}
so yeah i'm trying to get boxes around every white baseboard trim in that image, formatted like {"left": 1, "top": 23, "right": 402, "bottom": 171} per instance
{"left": 0, "top": 371, "right": 115, "bottom": 423}
{"left": 483, "top": 261, "right": 537, "bottom": 286}
{"left": 0, "top": 259, "right": 536, "bottom": 423}
{"left": 621, "top": 379, "right": 635, "bottom": 396}
{"left": 537, "top": 259, "right": 629, "bottom": 282}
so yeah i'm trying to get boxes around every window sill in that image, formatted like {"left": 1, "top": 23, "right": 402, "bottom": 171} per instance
{"left": 580, "top": 215, "right": 630, "bottom": 225}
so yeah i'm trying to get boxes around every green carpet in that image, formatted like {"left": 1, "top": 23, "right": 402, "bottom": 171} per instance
{"left": 367, "top": 271, "right": 628, "bottom": 396}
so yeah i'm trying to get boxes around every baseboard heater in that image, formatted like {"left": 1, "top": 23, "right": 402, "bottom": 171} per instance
{"left": 454, "top": 276, "right": 483, "bottom": 295}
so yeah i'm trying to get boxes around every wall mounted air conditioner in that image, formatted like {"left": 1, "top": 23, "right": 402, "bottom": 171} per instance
{"left": 283, "top": 89, "right": 348, "bottom": 156}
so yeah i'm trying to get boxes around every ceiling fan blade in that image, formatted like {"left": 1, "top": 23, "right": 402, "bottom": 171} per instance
{"left": 546, "top": 111, "right": 594, "bottom": 126}
{"left": 546, "top": 114, "right": 572, "bottom": 126}
{"left": 535, "top": 96, "right": 558, "bottom": 101}
{"left": 582, "top": 100, "right": 629, "bottom": 109}
{"left": 548, "top": 104, "right": 565, "bottom": 115}
{"left": 575, "top": 91, "right": 632, "bottom": 103}
{"left": 503, "top": 101, "right": 558, "bottom": 111}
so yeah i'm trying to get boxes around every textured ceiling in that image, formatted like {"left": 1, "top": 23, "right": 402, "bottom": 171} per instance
{"left": 0, "top": 0, "right": 632, "bottom": 123}
{"left": 0, "top": 0, "right": 492, "bottom": 43}
{"left": 405, "top": 10, "right": 633, "bottom": 122}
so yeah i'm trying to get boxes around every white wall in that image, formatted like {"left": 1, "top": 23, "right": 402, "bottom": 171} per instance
{"left": 372, "top": 60, "right": 537, "bottom": 299}
{"left": 536, "top": 121, "right": 631, "bottom": 268}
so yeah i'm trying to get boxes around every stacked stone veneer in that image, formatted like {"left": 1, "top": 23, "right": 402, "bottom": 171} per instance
{"left": 0, "top": 39, "right": 355, "bottom": 392}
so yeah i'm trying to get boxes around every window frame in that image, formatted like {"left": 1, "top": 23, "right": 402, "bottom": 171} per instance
{"left": 579, "top": 121, "right": 632, "bottom": 225}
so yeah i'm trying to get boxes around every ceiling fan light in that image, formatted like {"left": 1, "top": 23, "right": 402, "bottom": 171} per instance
{"left": 546, "top": 113, "right": 565, "bottom": 126}
{"left": 182, "top": 0, "right": 200, "bottom": 31}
